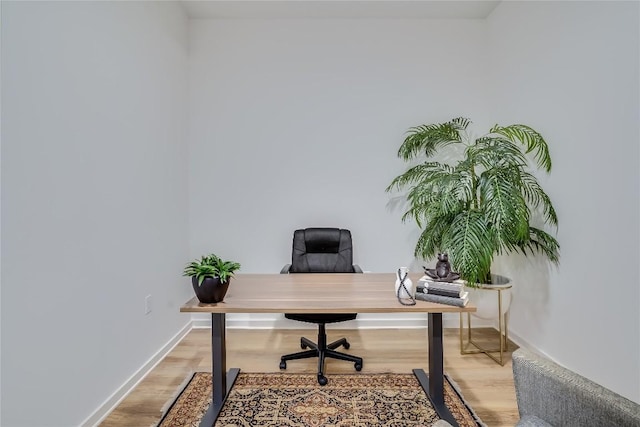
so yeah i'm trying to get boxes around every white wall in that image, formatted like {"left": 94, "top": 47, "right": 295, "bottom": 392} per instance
{"left": 488, "top": 1, "right": 640, "bottom": 402}
{"left": 1, "top": 2, "right": 190, "bottom": 426}
{"left": 188, "top": 17, "right": 491, "bottom": 326}
{"left": 188, "top": 18, "right": 492, "bottom": 271}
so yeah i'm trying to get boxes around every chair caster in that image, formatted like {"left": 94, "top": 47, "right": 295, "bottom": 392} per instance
{"left": 343, "top": 341, "right": 350, "bottom": 350}
{"left": 354, "top": 362, "right": 362, "bottom": 371}
{"left": 317, "top": 374, "right": 328, "bottom": 386}
{"left": 279, "top": 360, "right": 287, "bottom": 370}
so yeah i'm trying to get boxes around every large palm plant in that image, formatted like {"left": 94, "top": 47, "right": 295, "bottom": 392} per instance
{"left": 386, "top": 117, "right": 559, "bottom": 286}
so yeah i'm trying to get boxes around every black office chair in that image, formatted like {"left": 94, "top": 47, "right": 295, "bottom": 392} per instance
{"left": 279, "top": 227, "right": 363, "bottom": 385}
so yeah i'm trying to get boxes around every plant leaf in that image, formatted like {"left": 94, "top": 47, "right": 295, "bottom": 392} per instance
{"left": 490, "top": 124, "right": 552, "bottom": 172}
{"left": 479, "top": 167, "right": 530, "bottom": 249}
{"left": 522, "top": 227, "right": 560, "bottom": 264}
{"left": 183, "top": 253, "right": 241, "bottom": 285}
{"left": 520, "top": 171, "right": 558, "bottom": 226}
{"left": 397, "top": 118, "right": 468, "bottom": 161}
{"left": 414, "top": 211, "right": 459, "bottom": 260}
{"left": 441, "top": 210, "right": 495, "bottom": 285}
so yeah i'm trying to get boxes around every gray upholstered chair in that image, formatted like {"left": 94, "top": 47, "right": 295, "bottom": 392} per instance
{"left": 279, "top": 227, "right": 363, "bottom": 385}
{"left": 512, "top": 347, "right": 640, "bottom": 426}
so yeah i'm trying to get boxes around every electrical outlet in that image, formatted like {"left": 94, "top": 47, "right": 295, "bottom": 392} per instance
{"left": 145, "top": 294, "right": 152, "bottom": 315}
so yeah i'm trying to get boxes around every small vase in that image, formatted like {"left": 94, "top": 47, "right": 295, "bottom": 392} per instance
{"left": 395, "top": 267, "right": 415, "bottom": 299}
{"left": 192, "top": 276, "right": 230, "bottom": 304}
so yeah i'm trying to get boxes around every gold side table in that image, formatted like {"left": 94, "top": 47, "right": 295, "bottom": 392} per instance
{"left": 459, "top": 283, "right": 512, "bottom": 365}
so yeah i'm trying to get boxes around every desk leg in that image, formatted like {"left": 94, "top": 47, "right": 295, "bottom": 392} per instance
{"left": 413, "top": 313, "right": 458, "bottom": 427}
{"left": 199, "top": 313, "right": 240, "bottom": 427}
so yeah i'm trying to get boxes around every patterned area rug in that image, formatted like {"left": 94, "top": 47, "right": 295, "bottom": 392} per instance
{"left": 157, "top": 372, "right": 484, "bottom": 427}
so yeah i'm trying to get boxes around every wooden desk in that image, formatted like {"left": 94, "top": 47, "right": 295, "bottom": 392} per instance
{"left": 181, "top": 273, "right": 476, "bottom": 426}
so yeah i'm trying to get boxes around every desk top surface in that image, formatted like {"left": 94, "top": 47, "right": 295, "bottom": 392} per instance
{"left": 180, "top": 273, "right": 475, "bottom": 314}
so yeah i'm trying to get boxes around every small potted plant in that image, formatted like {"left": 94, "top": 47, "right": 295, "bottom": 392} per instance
{"left": 183, "top": 253, "right": 241, "bottom": 303}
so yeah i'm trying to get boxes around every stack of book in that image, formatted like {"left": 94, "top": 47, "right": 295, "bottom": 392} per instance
{"left": 415, "top": 276, "right": 468, "bottom": 307}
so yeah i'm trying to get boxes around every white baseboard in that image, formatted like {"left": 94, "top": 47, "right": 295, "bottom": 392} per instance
{"left": 503, "top": 327, "right": 536, "bottom": 353}
{"left": 80, "top": 322, "right": 193, "bottom": 427}
{"left": 192, "top": 313, "right": 494, "bottom": 330}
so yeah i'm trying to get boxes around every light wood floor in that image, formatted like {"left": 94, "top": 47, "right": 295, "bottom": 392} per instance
{"left": 100, "top": 328, "right": 519, "bottom": 427}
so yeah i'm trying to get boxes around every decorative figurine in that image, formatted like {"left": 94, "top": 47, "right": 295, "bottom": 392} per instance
{"left": 423, "top": 253, "right": 460, "bottom": 282}
{"left": 435, "top": 253, "right": 451, "bottom": 278}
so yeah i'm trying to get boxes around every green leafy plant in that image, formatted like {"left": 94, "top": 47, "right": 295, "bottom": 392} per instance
{"left": 183, "top": 253, "right": 241, "bottom": 286}
{"left": 386, "top": 117, "right": 560, "bottom": 287}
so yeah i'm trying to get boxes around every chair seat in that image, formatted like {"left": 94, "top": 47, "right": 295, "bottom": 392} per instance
{"left": 285, "top": 313, "right": 357, "bottom": 324}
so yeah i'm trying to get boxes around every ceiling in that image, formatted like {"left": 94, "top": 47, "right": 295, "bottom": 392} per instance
{"left": 180, "top": 1, "right": 502, "bottom": 20}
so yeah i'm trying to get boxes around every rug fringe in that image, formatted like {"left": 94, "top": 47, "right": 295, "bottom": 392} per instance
{"left": 445, "top": 374, "right": 487, "bottom": 427}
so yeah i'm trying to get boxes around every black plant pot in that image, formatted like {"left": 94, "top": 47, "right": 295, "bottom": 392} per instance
{"left": 192, "top": 276, "right": 230, "bottom": 303}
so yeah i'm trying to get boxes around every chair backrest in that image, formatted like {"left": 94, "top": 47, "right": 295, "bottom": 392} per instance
{"left": 290, "top": 228, "right": 355, "bottom": 273}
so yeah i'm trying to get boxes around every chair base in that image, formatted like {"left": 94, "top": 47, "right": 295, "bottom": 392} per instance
{"left": 279, "top": 324, "right": 363, "bottom": 385}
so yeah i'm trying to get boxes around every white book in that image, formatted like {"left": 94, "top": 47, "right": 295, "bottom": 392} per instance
{"left": 418, "top": 275, "right": 465, "bottom": 285}
{"left": 418, "top": 277, "right": 464, "bottom": 292}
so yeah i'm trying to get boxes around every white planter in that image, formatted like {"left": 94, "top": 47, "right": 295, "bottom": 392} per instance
{"left": 465, "top": 274, "right": 512, "bottom": 320}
